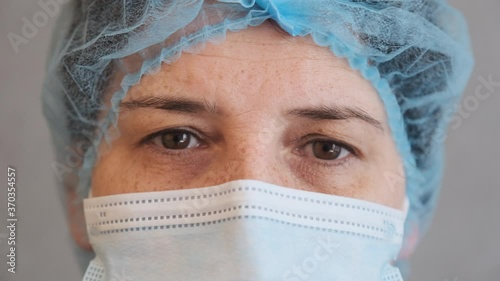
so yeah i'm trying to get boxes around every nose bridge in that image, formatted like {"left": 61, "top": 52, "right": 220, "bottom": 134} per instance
{"left": 220, "top": 127, "right": 283, "bottom": 184}
{"left": 226, "top": 136, "right": 273, "bottom": 180}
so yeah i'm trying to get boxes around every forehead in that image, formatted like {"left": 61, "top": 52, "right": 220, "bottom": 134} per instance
{"left": 122, "top": 21, "right": 387, "bottom": 123}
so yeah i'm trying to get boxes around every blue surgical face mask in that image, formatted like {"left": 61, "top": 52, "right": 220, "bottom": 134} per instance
{"left": 82, "top": 179, "right": 409, "bottom": 281}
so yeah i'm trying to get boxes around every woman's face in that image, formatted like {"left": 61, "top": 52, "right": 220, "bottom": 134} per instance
{"left": 91, "top": 21, "right": 405, "bottom": 210}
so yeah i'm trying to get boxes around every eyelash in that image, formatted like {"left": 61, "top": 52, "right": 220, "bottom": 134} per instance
{"left": 140, "top": 127, "right": 207, "bottom": 157}
{"left": 141, "top": 127, "right": 358, "bottom": 166}
{"left": 293, "top": 134, "right": 358, "bottom": 167}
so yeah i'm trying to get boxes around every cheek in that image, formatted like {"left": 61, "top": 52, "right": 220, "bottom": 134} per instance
{"left": 362, "top": 165, "right": 406, "bottom": 209}
{"left": 91, "top": 146, "right": 146, "bottom": 196}
{"left": 303, "top": 147, "right": 405, "bottom": 209}
{"left": 285, "top": 155, "right": 375, "bottom": 198}
{"left": 364, "top": 148, "right": 406, "bottom": 209}
{"left": 92, "top": 143, "right": 217, "bottom": 196}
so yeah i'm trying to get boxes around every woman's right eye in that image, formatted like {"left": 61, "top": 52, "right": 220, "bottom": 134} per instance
{"left": 151, "top": 129, "right": 203, "bottom": 150}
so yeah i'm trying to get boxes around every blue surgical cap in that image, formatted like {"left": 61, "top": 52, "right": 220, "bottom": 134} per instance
{"left": 42, "top": 0, "right": 474, "bottom": 275}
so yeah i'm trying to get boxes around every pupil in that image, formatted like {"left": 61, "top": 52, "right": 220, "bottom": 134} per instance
{"left": 313, "top": 141, "right": 341, "bottom": 160}
{"left": 162, "top": 132, "right": 189, "bottom": 149}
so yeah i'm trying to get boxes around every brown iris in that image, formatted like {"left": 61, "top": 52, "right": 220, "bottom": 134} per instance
{"left": 160, "top": 131, "right": 191, "bottom": 149}
{"left": 312, "top": 141, "right": 342, "bottom": 160}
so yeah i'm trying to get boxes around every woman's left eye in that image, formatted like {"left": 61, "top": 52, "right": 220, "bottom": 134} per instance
{"left": 304, "top": 140, "right": 351, "bottom": 161}
{"left": 151, "top": 129, "right": 202, "bottom": 150}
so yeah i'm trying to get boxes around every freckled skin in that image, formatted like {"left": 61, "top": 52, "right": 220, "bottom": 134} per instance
{"left": 70, "top": 21, "right": 406, "bottom": 250}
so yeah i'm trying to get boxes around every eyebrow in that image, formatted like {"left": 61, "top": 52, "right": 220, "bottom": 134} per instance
{"left": 285, "top": 105, "right": 383, "bottom": 131}
{"left": 120, "top": 96, "right": 383, "bottom": 131}
{"left": 120, "top": 96, "right": 224, "bottom": 117}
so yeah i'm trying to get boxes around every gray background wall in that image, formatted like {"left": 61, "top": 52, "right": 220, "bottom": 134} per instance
{"left": 0, "top": 1, "right": 498, "bottom": 280}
